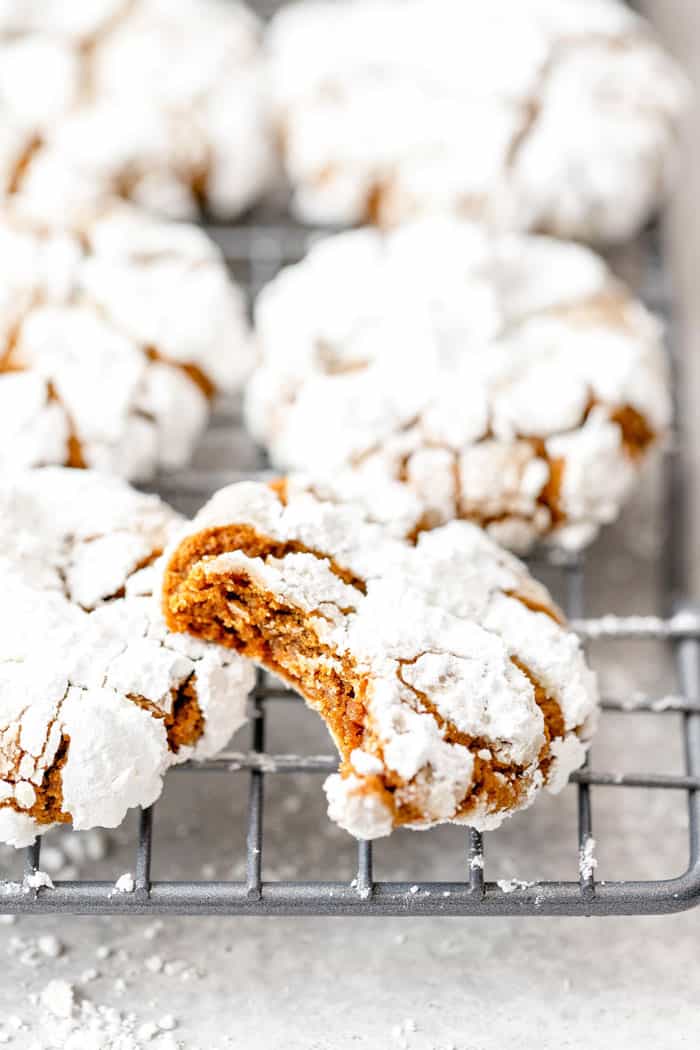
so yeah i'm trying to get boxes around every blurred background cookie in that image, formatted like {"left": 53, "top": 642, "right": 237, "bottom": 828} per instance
{"left": 0, "top": 202, "right": 252, "bottom": 479}
{"left": 0, "top": 0, "right": 276, "bottom": 222}
{"left": 246, "top": 217, "right": 670, "bottom": 551}
{"left": 268, "top": 0, "right": 688, "bottom": 241}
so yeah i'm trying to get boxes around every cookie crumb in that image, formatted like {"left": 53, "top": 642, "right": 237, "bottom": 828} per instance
{"left": 114, "top": 872, "right": 135, "bottom": 894}
{"left": 497, "top": 878, "right": 534, "bottom": 893}
{"left": 145, "top": 955, "right": 163, "bottom": 974}
{"left": 37, "top": 934, "right": 63, "bottom": 958}
{"left": 579, "top": 836, "right": 598, "bottom": 880}
{"left": 25, "top": 870, "right": 54, "bottom": 891}
{"left": 138, "top": 1020, "right": 160, "bottom": 1041}
{"left": 40, "top": 979, "right": 75, "bottom": 1019}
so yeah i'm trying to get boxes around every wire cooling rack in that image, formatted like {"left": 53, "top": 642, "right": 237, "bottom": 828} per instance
{"left": 0, "top": 214, "right": 697, "bottom": 918}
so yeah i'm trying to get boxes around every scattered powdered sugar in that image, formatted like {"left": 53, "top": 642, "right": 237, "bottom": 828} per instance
{"left": 40, "top": 979, "right": 75, "bottom": 1019}
{"left": 650, "top": 695, "right": 687, "bottom": 712}
{"left": 25, "top": 871, "right": 55, "bottom": 892}
{"left": 25, "top": 978, "right": 185, "bottom": 1049}
{"left": 143, "top": 922, "right": 163, "bottom": 942}
{"left": 37, "top": 934, "right": 63, "bottom": 959}
{"left": 113, "top": 873, "right": 135, "bottom": 894}
{"left": 497, "top": 879, "right": 536, "bottom": 894}
{"left": 572, "top": 611, "right": 700, "bottom": 640}
{"left": 579, "top": 836, "right": 598, "bottom": 880}
{"left": 392, "top": 1018, "right": 419, "bottom": 1048}
{"left": 137, "top": 1021, "right": 160, "bottom": 1042}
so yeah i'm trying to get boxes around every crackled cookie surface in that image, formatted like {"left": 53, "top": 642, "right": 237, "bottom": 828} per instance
{"left": 0, "top": 0, "right": 275, "bottom": 221}
{"left": 163, "top": 479, "right": 598, "bottom": 839}
{"left": 0, "top": 202, "right": 252, "bottom": 480}
{"left": 0, "top": 468, "right": 255, "bottom": 848}
{"left": 246, "top": 219, "right": 670, "bottom": 552}
{"left": 268, "top": 0, "right": 687, "bottom": 241}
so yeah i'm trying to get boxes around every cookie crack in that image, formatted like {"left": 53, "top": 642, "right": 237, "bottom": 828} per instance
{"left": 394, "top": 660, "right": 531, "bottom": 820}
{"left": 1, "top": 690, "right": 71, "bottom": 828}
{"left": 127, "top": 672, "right": 205, "bottom": 754}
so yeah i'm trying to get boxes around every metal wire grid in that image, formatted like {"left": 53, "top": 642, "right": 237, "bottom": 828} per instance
{"left": 0, "top": 214, "right": 697, "bottom": 917}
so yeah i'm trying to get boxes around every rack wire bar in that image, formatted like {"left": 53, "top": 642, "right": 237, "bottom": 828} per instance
{"left": 135, "top": 807, "right": 154, "bottom": 897}
{"left": 245, "top": 678, "right": 266, "bottom": 900}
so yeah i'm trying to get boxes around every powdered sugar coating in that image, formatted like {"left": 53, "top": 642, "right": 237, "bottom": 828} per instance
{"left": 0, "top": 468, "right": 254, "bottom": 848}
{"left": 268, "top": 0, "right": 687, "bottom": 241}
{"left": 164, "top": 479, "right": 598, "bottom": 838}
{"left": 246, "top": 219, "right": 670, "bottom": 552}
{"left": 0, "top": 1, "right": 127, "bottom": 40}
{"left": 0, "top": 202, "right": 252, "bottom": 480}
{"left": 0, "top": 0, "right": 276, "bottom": 221}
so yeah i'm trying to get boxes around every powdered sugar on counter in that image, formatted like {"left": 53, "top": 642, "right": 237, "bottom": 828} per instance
{"left": 40, "top": 979, "right": 75, "bottom": 1019}
{"left": 21, "top": 978, "right": 185, "bottom": 1049}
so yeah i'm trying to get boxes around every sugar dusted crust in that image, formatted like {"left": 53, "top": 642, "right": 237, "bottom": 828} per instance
{"left": 268, "top": 0, "right": 688, "bottom": 242}
{"left": 162, "top": 479, "right": 598, "bottom": 839}
{"left": 0, "top": 0, "right": 275, "bottom": 222}
{"left": 0, "top": 202, "right": 252, "bottom": 480}
{"left": 0, "top": 468, "right": 254, "bottom": 848}
{"left": 246, "top": 218, "right": 671, "bottom": 553}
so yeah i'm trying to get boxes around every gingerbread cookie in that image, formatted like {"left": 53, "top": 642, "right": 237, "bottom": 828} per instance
{"left": 0, "top": 201, "right": 252, "bottom": 480}
{"left": 0, "top": 468, "right": 255, "bottom": 848}
{"left": 162, "top": 479, "right": 598, "bottom": 839}
{"left": 246, "top": 219, "right": 670, "bottom": 551}
{"left": 0, "top": 0, "right": 275, "bottom": 222}
{"left": 268, "top": 0, "right": 687, "bottom": 241}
